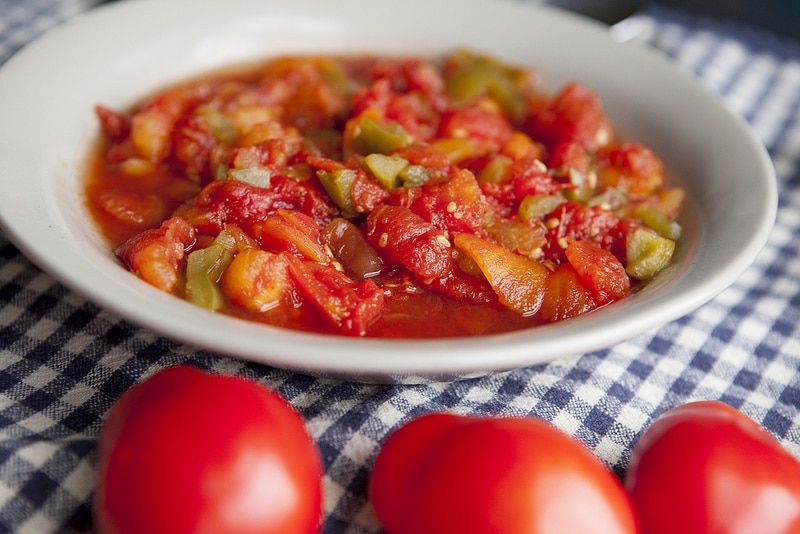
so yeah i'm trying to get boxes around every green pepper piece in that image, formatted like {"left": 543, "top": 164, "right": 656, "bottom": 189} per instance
{"left": 318, "top": 168, "right": 358, "bottom": 214}
{"left": 634, "top": 203, "right": 682, "bottom": 240}
{"left": 398, "top": 164, "right": 430, "bottom": 188}
{"left": 626, "top": 228, "right": 676, "bottom": 280}
{"left": 228, "top": 167, "right": 271, "bottom": 188}
{"left": 363, "top": 153, "right": 409, "bottom": 190}
{"left": 477, "top": 155, "right": 513, "bottom": 184}
{"left": 563, "top": 168, "right": 596, "bottom": 203}
{"left": 352, "top": 118, "right": 409, "bottom": 155}
{"left": 587, "top": 188, "right": 628, "bottom": 211}
{"left": 518, "top": 195, "right": 566, "bottom": 219}
{"left": 321, "top": 60, "right": 356, "bottom": 98}
{"left": 214, "top": 163, "right": 229, "bottom": 181}
{"left": 185, "top": 229, "right": 237, "bottom": 310}
{"left": 199, "top": 107, "right": 237, "bottom": 143}
{"left": 445, "top": 51, "right": 527, "bottom": 118}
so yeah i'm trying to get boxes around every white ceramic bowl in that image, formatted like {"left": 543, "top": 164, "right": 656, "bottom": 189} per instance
{"left": 0, "top": 0, "right": 776, "bottom": 382}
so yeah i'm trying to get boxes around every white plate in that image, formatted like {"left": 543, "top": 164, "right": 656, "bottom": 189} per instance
{"left": 0, "top": 0, "right": 776, "bottom": 382}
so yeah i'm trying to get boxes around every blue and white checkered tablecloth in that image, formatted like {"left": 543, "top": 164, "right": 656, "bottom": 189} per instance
{"left": 1, "top": 1, "right": 799, "bottom": 532}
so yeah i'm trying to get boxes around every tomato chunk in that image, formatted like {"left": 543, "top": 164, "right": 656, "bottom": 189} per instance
{"left": 396, "top": 168, "right": 486, "bottom": 234}
{"left": 116, "top": 217, "right": 196, "bottom": 292}
{"left": 539, "top": 263, "right": 599, "bottom": 322}
{"left": 252, "top": 209, "right": 328, "bottom": 263}
{"left": 438, "top": 105, "right": 514, "bottom": 145}
{"left": 599, "top": 142, "right": 664, "bottom": 196}
{"left": 542, "top": 201, "right": 636, "bottom": 264}
{"left": 95, "top": 105, "right": 130, "bottom": 140}
{"left": 177, "top": 177, "right": 337, "bottom": 236}
{"left": 220, "top": 249, "right": 294, "bottom": 313}
{"left": 285, "top": 255, "right": 384, "bottom": 336}
{"left": 366, "top": 205, "right": 451, "bottom": 281}
{"left": 95, "top": 190, "right": 166, "bottom": 229}
{"left": 564, "top": 239, "right": 630, "bottom": 304}
{"left": 454, "top": 232, "right": 549, "bottom": 316}
{"left": 525, "top": 82, "right": 614, "bottom": 151}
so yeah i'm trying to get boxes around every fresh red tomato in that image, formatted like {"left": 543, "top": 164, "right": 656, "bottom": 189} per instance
{"left": 624, "top": 400, "right": 800, "bottom": 534}
{"left": 369, "top": 413, "right": 639, "bottom": 534}
{"left": 94, "top": 365, "right": 323, "bottom": 534}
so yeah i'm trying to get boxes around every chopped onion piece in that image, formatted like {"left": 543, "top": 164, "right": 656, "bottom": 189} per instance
{"left": 228, "top": 167, "right": 271, "bottom": 188}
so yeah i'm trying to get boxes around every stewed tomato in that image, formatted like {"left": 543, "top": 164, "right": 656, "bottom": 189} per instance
{"left": 88, "top": 50, "right": 683, "bottom": 338}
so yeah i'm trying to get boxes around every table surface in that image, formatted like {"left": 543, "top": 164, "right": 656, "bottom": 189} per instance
{"left": 1, "top": 1, "right": 799, "bottom": 532}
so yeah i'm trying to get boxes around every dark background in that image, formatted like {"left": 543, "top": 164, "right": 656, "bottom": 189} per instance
{"left": 548, "top": 0, "right": 800, "bottom": 40}
{"left": 657, "top": 0, "right": 799, "bottom": 40}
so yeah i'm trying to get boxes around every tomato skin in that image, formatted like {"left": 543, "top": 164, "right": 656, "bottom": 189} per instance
{"left": 370, "top": 413, "right": 640, "bottom": 534}
{"left": 564, "top": 239, "right": 630, "bottom": 304}
{"left": 542, "top": 201, "right": 635, "bottom": 265}
{"left": 94, "top": 365, "right": 323, "bottom": 534}
{"left": 116, "top": 216, "right": 196, "bottom": 293}
{"left": 438, "top": 106, "right": 514, "bottom": 144}
{"left": 539, "top": 263, "right": 598, "bottom": 322}
{"left": 95, "top": 104, "right": 130, "bottom": 140}
{"left": 598, "top": 142, "right": 664, "bottom": 197}
{"left": 625, "top": 400, "right": 800, "bottom": 534}
{"left": 525, "top": 82, "right": 614, "bottom": 151}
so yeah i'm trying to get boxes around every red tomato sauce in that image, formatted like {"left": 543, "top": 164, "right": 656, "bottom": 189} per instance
{"left": 85, "top": 51, "right": 684, "bottom": 338}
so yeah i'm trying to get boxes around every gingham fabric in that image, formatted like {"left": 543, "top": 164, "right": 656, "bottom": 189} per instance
{"left": 1, "top": 1, "right": 799, "bottom": 532}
